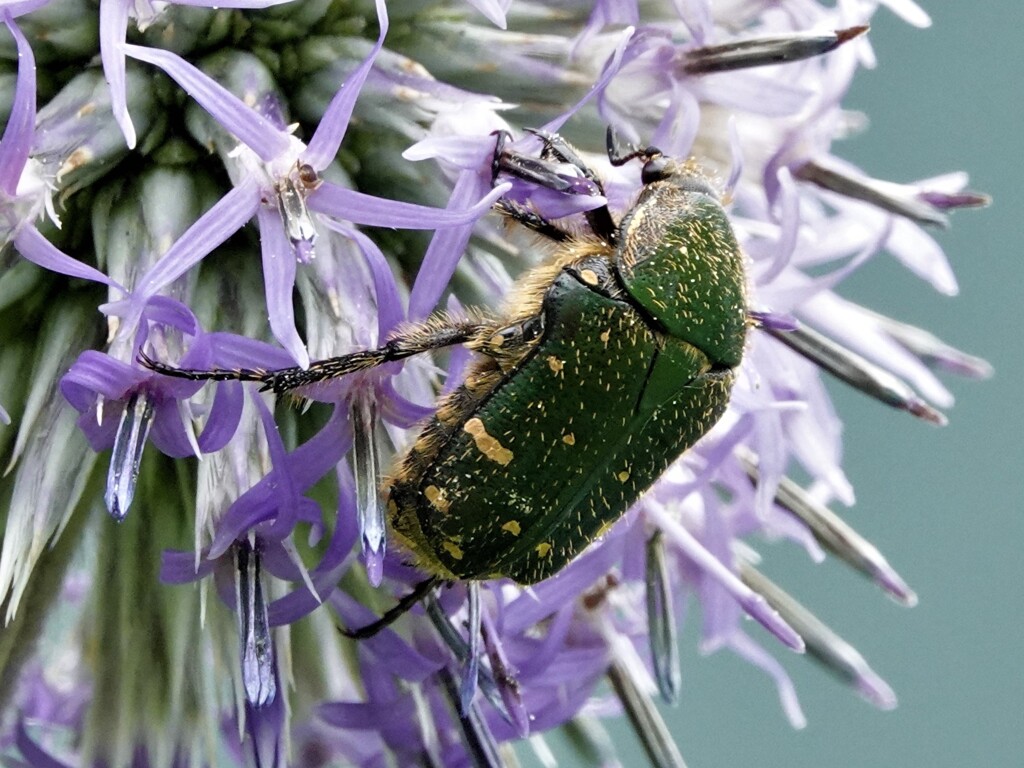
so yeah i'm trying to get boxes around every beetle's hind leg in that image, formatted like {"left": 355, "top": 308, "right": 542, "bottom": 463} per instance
{"left": 141, "top": 315, "right": 512, "bottom": 395}
{"left": 337, "top": 576, "right": 443, "bottom": 639}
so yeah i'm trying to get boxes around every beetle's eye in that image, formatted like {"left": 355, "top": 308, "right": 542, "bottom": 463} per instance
{"left": 641, "top": 156, "right": 671, "bottom": 185}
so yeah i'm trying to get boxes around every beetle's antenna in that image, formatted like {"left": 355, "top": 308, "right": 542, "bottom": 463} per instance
{"left": 606, "top": 126, "right": 660, "bottom": 167}
{"left": 337, "top": 576, "right": 442, "bottom": 639}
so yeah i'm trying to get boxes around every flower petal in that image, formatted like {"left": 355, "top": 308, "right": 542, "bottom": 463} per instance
{"left": 99, "top": 0, "right": 134, "bottom": 148}
{"left": 0, "top": 12, "right": 34, "bottom": 194}
{"left": 257, "top": 205, "right": 309, "bottom": 368}
{"left": 13, "top": 226, "right": 124, "bottom": 290}
{"left": 308, "top": 180, "right": 509, "bottom": 230}
{"left": 123, "top": 43, "right": 292, "bottom": 162}
{"left": 303, "top": 0, "right": 389, "bottom": 170}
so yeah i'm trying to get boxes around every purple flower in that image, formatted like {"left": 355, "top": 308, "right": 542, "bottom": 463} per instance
{"left": 61, "top": 298, "right": 245, "bottom": 518}
{"left": 102, "top": 0, "right": 508, "bottom": 368}
{"left": 0, "top": 11, "right": 124, "bottom": 290}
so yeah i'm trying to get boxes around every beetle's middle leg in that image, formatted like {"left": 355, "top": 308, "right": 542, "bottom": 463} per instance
{"left": 141, "top": 314, "right": 521, "bottom": 395}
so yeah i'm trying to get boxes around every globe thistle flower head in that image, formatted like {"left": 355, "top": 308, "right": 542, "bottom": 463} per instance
{"left": 0, "top": 1, "right": 991, "bottom": 766}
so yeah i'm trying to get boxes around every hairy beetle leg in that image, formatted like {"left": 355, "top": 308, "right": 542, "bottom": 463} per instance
{"left": 141, "top": 316, "right": 511, "bottom": 394}
{"left": 494, "top": 147, "right": 589, "bottom": 194}
{"left": 475, "top": 315, "right": 545, "bottom": 359}
{"left": 138, "top": 350, "right": 276, "bottom": 384}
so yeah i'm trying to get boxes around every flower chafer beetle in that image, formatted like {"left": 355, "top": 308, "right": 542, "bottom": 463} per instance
{"left": 143, "top": 128, "right": 748, "bottom": 612}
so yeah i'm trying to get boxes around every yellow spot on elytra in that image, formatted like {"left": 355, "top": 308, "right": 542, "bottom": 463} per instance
{"left": 424, "top": 485, "right": 450, "bottom": 512}
{"left": 502, "top": 520, "right": 521, "bottom": 536}
{"left": 442, "top": 540, "right": 464, "bottom": 560}
{"left": 599, "top": 329, "right": 611, "bottom": 344}
{"left": 579, "top": 268, "right": 599, "bottom": 286}
{"left": 562, "top": 432, "right": 576, "bottom": 446}
{"left": 616, "top": 470, "right": 630, "bottom": 483}
{"left": 547, "top": 355, "right": 564, "bottom": 373}
{"left": 464, "top": 417, "right": 514, "bottom": 465}
{"left": 535, "top": 542, "right": 552, "bottom": 557}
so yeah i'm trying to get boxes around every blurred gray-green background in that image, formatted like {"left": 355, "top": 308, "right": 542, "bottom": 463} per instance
{"left": 593, "top": 4, "right": 1022, "bottom": 767}
{"left": 660, "top": 5, "right": 1021, "bottom": 767}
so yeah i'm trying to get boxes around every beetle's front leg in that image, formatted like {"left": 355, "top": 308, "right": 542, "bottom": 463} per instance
{"left": 336, "top": 576, "right": 443, "bottom": 639}
{"left": 606, "top": 125, "right": 662, "bottom": 168}
{"left": 525, "top": 128, "right": 604, "bottom": 189}
{"left": 492, "top": 130, "right": 618, "bottom": 244}
{"left": 493, "top": 199, "right": 571, "bottom": 243}
{"left": 492, "top": 131, "right": 593, "bottom": 195}
{"left": 526, "top": 128, "right": 618, "bottom": 242}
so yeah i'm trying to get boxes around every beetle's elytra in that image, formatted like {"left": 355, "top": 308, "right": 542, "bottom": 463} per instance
{"left": 143, "top": 130, "right": 748, "bottom": 587}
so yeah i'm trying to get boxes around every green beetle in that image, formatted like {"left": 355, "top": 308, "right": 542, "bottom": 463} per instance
{"left": 144, "top": 130, "right": 747, "bottom": 588}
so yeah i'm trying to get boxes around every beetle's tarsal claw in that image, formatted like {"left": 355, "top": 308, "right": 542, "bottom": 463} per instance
{"left": 490, "top": 129, "right": 513, "bottom": 183}
{"left": 236, "top": 538, "right": 277, "bottom": 707}
{"left": 139, "top": 350, "right": 275, "bottom": 385}
{"left": 606, "top": 125, "right": 627, "bottom": 162}
{"left": 105, "top": 391, "right": 155, "bottom": 521}
{"left": 737, "top": 448, "right": 918, "bottom": 605}
{"left": 684, "top": 26, "right": 869, "bottom": 75}
{"left": 645, "top": 531, "right": 681, "bottom": 704}
{"left": 606, "top": 124, "right": 661, "bottom": 168}
{"left": 352, "top": 396, "right": 386, "bottom": 585}
{"left": 607, "top": 658, "right": 689, "bottom": 768}
{"left": 765, "top": 324, "right": 947, "bottom": 425}
{"left": 739, "top": 562, "right": 898, "bottom": 710}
